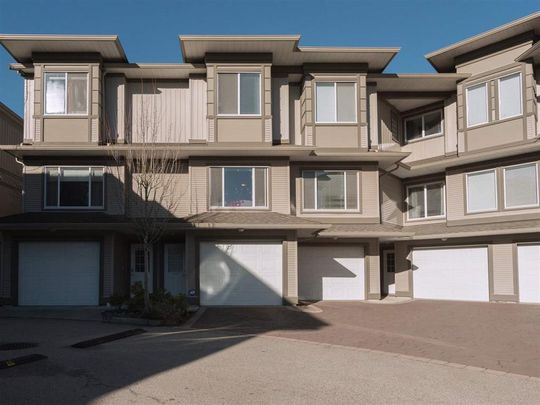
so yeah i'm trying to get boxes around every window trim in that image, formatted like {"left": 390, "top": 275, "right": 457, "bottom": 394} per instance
{"left": 216, "top": 72, "right": 262, "bottom": 117}
{"left": 43, "top": 72, "right": 89, "bottom": 116}
{"left": 503, "top": 162, "right": 539, "bottom": 209}
{"left": 404, "top": 110, "right": 444, "bottom": 143}
{"left": 405, "top": 181, "right": 446, "bottom": 221}
{"left": 465, "top": 168, "right": 498, "bottom": 214}
{"left": 314, "top": 81, "right": 358, "bottom": 124}
{"left": 302, "top": 169, "right": 360, "bottom": 212}
{"left": 209, "top": 166, "right": 268, "bottom": 209}
{"left": 465, "top": 82, "right": 489, "bottom": 128}
{"left": 497, "top": 72, "right": 523, "bottom": 120}
{"left": 44, "top": 166, "right": 105, "bottom": 210}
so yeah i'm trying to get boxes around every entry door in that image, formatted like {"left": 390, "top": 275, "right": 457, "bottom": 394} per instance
{"left": 130, "top": 244, "right": 153, "bottom": 293}
{"left": 164, "top": 244, "right": 185, "bottom": 296}
{"left": 383, "top": 250, "right": 396, "bottom": 295}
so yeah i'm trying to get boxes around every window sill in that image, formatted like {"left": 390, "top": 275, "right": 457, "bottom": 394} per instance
{"left": 406, "top": 215, "right": 446, "bottom": 223}
{"left": 216, "top": 114, "right": 262, "bottom": 119}
{"left": 465, "top": 208, "right": 499, "bottom": 215}
{"left": 209, "top": 207, "right": 270, "bottom": 211}
{"left": 314, "top": 122, "right": 358, "bottom": 126}
{"left": 43, "top": 114, "right": 89, "bottom": 119}
{"left": 404, "top": 133, "right": 444, "bottom": 145}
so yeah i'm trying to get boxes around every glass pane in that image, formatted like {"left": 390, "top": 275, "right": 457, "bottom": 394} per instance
{"left": 90, "top": 168, "right": 104, "bottom": 207}
{"left": 426, "top": 183, "right": 444, "bottom": 217}
{"left": 135, "top": 248, "right": 145, "bottom": 272}
{"left": 167, "top": 246, "right": 184, "bottom": 273}
{"left": 239, "top": 73, "right": 260, "bottom": 115}
{"left": 405, "top": 117, "right": 423, "bottom": 141}
{"left": 424, "top": 111, "right": 442, "bottom": 136}
{"left": 316, "top": 82, "right": 335, "bottom": 122}
{"left": 45, "top": 73, "right": 65, "bottom": 114}
{"left": 499, "top": 73, "right": 522, "bottom": 119}
{"left": 345, "top": 171, "right": 358, "bottom": 210}
{"left": 45, "top": 168, "right": 59, "bottom": 207}
{"left": 59, "top": 168, "right": 89, "bottom": 207}
{"left": 303, "top": 171, "right": 315, "bottom": 210}
{"left": 336, "top": 83, "right": 356, "bottom": 122}
{"left": 467, "top": 83, "right": 488, "bottom": 126}
{"left": 67, "top": 73, "right": 88, "bottom": 114}
{"left": 505, "top": 164, "right": 538, "bottom": 207}
{"left": 467, "top": 170, "right": 497, "bottom": 212}
{"left": 254, "top": 167, "right": 267, "bottom": 207}
{"left": 218, "top": 73, "right": 238, "bottom": 114}
{"left": 408, "top": 186, "right": 425, "bottom": 219}
{"left": 210, "top": 167, "right": 223, "bottom": 207}
{"left": 386, "top": 253, "right": 395, "bottom": 273}
{"left": 224, "top": 167, "right": 253, "bottom": 207}
{"left": 316, "top": 171, "right": 345, "bottom": 209}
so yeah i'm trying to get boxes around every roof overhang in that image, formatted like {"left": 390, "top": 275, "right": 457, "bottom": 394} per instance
{"left": 516, "top": 40, "right": 540, "bottom": 64}
{"left": 425, "top": 11, "right": 540, "bottom": 72}
{"left": 0, "top": 34, "right": 128, "bottom": 63}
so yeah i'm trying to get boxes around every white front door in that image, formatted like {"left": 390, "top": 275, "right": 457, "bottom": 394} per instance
{"left": 383, "top": 250, "right": 396, "bottom": 295}
{"left": 518, "top": 244, "right": 540, "bottom": 303}
{"left": 164, "top": 244, "right": 185, "bottom": 296}
{"left": 130, "top": 244, "right": 153, "bottom": 293}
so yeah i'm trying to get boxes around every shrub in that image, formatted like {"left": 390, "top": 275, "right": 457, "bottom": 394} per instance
{"left": 127, "top": 282, "right": 145, "bottom": 313}
{"left": 108, "top": 293, "right": 128, "bottom": 311}
{"left": 144, "top": 289, "right": 189, "bottom": 324}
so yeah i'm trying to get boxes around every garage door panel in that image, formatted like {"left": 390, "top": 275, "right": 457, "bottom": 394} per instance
{"left": 413, "top": 247, "right": 489, "bottom": 302}
{"left": 18, "top": 242, "right": 100, "bottom": 306}
{"left": 200, "top": 242, "right": 283, "bottom": 306}
{"left": 518, "top": 245, "right": 540, "bottom": 304}
{"left": 299, "top": 245, "right": 365, "bottom": 301}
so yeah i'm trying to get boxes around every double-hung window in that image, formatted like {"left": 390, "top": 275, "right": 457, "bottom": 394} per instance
{"left": 45, "top": 167, "right": 104, "bottom": 209}
{"left": 404, "top": 110, "right": 443, "bottom": 142}
{"left": 217, "top": 73, "right": 261, "bottom": 115}
{"left": 44, "top": 72, "right": 88, "bottom": 115}
{"left": 503, "top": 162, "right": 538, "bottom": 209}
{"left": 466, "top": 169, "right": 497, "bottom": 213}
{"left": 303, "top": 170, "right": 359, "bottom": 211}
{"left": 466, "top": 82, "right": 488, "bottom": 127}
{"left": 498, "top": 73, "right": 522, "bottom": 120}
{"left": 406, "top": 182, "right": 445, "bottom": 220}
{"left": 315, "top": 82, "right": 356, "bottom": 123}
{"left": 210, "top": 167, "right": 267, "bottom": 208}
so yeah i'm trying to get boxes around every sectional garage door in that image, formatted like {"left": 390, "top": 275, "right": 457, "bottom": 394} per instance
{"left": 517, "top": 245, "right": 540, "bottom": 303}
{"left": 299, "top": 245, "right": 365, "bottom": 301}
{"left": 18, "top": 242, "right": 100, "bottom": 306}
{"left": 412, "top": 247, "right": 489, "bottom": 302}
{"left": 199, "top": 242, "right": 283, "bottom": 306}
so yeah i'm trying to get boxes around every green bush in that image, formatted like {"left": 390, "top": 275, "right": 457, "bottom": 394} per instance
{"left": 123, "top": 285, "right": 189, "bottom": 324}
{"left": 108, "top": 293, "right": 128, "bottom": 311}
{"left": 127, "top": 282, "right": 145, "bottom": 313}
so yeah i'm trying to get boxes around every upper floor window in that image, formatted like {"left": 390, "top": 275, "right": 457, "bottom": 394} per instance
{"left": 498, "top": 73, "right": 522, "bottom": 120}
{"left": 45, "top": 167, "right": 104, "bottom": 209}
{"left": 503, "top": 162, "right": 538, "bottom": 209}
{"left": 315, "top": 82, "right": 356, "bottom": 123}
{"left": 217, "top": 73, "right": 261, "bottom": 115}
{"left": 404, "top": 110, "right": 443, "bottom": 142}
{"left": 406, "top": 182, "right": 445, "bottom": 220}
{"left": 210, "top": 167, "right": 267, "bottom": 208}
{"left": 44, "top": 72, "right": 88, "bottom": 115}
{"left": 466, "top": 82, "right": 488, "bottom": 127}
{"left": 303, "top": 170, "right": 359, "bottom": 211}
{"left": 466, "top": 169, "right": 497, "bottom": 213}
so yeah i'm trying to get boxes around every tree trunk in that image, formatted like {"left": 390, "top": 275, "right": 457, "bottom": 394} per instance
{"left": 143, "top": 241, "right": 151, "bottom": 312}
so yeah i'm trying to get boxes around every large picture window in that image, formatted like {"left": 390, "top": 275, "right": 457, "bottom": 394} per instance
{"left": 44, "top": 72, "right": 88, "bottom": 115}
{"left": 498, "top": 73, "right": 522, "bottom": 120}
{"left": 503, "top": 163, "right": 538, "bottom": 209}
{"left": 303, "top": 170, "right": 359, "bottom": 211}
{"left": 466, "top": 82, "right": 488, "bottom": 127}
{"left": 404, "top": 110, "right": 443, "bottom": 142}
{"left": 210, "top": 167, "right": 267, "bottom": 208}
{"left": 217, "top": 73, "right": 261, "bottom": 115}
{"left": 466, "top": 169, "right": 497, "bottom": 213}
{"left": 315, "top": 82, "right": 356, "bottom": 123}
{"left": 406, "top": 182, "right": 445, "bottom": 220}
{"left": 45, "top": 167, "right": 104, "bottom": 209}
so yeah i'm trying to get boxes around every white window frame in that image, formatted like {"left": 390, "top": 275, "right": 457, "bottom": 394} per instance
{"left": 503, "top": 162, "right": 539, "bottom": 209}
{"left": 497, "top": 72, "right": 523, "bottom": 120}
{"left": 466, "top": 82, "right": 489, "bottom": 128}
{"left": 404, "top": 110, "right": 443, "bottom": 143}
{"left": 216, "top": 72, "right": 261, "bottom": 117}
{"left": 210, "top": 166, "right": 268, "bottom": 209}
{"left": 43, "top": 72, "right": 89, "bottom": 116}
{"left": 302, "top": 170, "right": 360, "bottom": 212}
{"left": 466, "top": 168, "right": 498, "bottom": 214}
{"left": 405, "top": 181, "right": 446, "bottom": 221}
{"left": 314, "top": 82, "right": 357, "bottom": 124}
{"left": 44, "top": 166, "right": 105, "bottom": 210}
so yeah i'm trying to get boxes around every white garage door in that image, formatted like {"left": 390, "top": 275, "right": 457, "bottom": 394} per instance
{"left": 299, "top": 245, "right": 365, "bottom": 301}
{"left": 413, "top": 247, "right": 489, "bottom": 302}
{"left": 19, "top": 242, "right": 100, "bottom": 306}
{"left": 518, "top": 245, "right": 540, "bottom": 303}
{"left": 199, "top": 242, "right": 283, "bottom": 306}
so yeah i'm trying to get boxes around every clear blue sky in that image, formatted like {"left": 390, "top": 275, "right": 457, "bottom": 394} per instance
{"left": 1, "top": 0, "right": 538, "bottom": 115}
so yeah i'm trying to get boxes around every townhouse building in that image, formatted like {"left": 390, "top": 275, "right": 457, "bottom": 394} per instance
{"left": 0, "top": 102, "right": 23, "bottom": 217}
{"left": 0, "top": 12, "right": 539, "bottom": 306}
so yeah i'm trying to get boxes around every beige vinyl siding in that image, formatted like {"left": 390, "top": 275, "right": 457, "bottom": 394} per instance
{"left": 104, "top": 75, "right": 126, "bottom": 143}
{"left": 189, "top": 76, "right": 208, "bottom": 141}
{"left": 284, "top": 239, "right": 298, "bottom": 301}
{"left": 380, "top": 174, "right": 403, "bottom": 226}
{"left": 0, "top": 104, "right": 23, "bottom": 216}
{"left": 444, "top": 95, "right": 458, "bottom": 155}
{"left": 490, "top": 243, "right": 516, "bottom": 297}
{"left": 272, "top": 76, "right": 289, "bottom": 144}
{"left": 402, "top": 135, "right": 445, "bottom": 165}
{"left": 394, "top": 242, "right": 411, "bottom": 296}
{"left": 524, "top": 63, "right": 537, "bottom": 139}
{"left": 189, "top": 162, "right": 208, "bottom": 214}
{"left": 378, "top": 98, "right": 401, "bottom": 150}
{"left": 456, "top": 42, "right": 531, "bottom": 76}
{"left": 362, "top": 166, "right": 380, "bottom": 218}
{"left": 366, "top": 239, "right": 381, "bottom": 298}
{"left": 271, "top": 161, "right": 291, "bottom": 214}
{"left": 23, "top": 78, "right": 35, "bottom": 141}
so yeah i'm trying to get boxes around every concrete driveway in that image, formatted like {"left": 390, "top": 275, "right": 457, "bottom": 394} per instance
{"left": 194, "top": 300, "right": 540, "bottom": 378}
